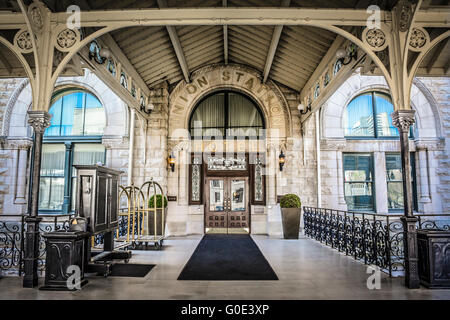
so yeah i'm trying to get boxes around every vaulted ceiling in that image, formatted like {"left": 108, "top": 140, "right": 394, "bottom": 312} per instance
{"left": 0, "top": 0, "right": 449, "bottom": 95}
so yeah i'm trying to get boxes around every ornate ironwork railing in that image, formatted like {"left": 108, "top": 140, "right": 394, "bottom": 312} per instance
{"left": 303, "top": 207, "right": 450, "bottom": 277}
{"left": 0, "top": 215, "right": 25, "bottom": 275}
{"left": 0, "top": 214, "right": 73, "bottom": 276}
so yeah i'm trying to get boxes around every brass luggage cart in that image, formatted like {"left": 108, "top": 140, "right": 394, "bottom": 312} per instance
{"left": 116, "top": 179, "right": 166, "bottom": 250}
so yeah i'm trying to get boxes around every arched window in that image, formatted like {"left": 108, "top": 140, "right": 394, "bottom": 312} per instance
{"left": 45, "top": 90, "right": 106, "bottom": 136}
{"left": 189, "top": 91, "right": 265, "bottom": 139}
{"left": 39, "top": 90, "right": 106, "bottom": 213}
{"left": 343, "top": 91, "right": 406, "bottom": 138}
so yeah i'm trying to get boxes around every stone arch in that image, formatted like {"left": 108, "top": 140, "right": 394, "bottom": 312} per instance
{"left": 168, "top": 64, "right": 292, "bottom": 141}
{"left": 2, "top": 70, "right": 128, "bottom": 138}
{"left": 322, "top": 73, "right": 443, "bottom": 140}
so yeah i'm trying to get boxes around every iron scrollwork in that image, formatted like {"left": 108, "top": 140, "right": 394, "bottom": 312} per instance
{"left": 303, "top": 207, "right": 450, "bottom": 278}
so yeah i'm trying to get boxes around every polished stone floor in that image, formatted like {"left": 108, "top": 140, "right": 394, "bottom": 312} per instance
{"left": 1, "top": 235, "right": 450, "bottom": 300}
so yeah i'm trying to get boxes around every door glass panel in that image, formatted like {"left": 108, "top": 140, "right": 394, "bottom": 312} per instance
{"left": 209, "top": 180, "right": 224, "bottom": 212}
{"left": 231, "top": 180, "right": 245, "bottom": 212}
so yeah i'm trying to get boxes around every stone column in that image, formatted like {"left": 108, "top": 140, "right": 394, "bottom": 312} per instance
{"left": 15, "top": 147, "right": 30, "bottom": 204}
{"left": 23, "top": 111, "right": 51, "bottom": 288}
{"left": 416, "top": 146, "right": 431, "bottom": 204}
{"left": 336, "top": 151, "right": 346, "bottom": 207}
{"left": 392, "top": 109, "right": 420, "bottom": 289}
{"left": 374, "top": 151, "right": 388, "bottom": 214}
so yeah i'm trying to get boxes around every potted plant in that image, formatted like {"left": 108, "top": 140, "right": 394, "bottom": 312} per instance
{"left": 279, "top": 194, "right": 302, "bottom": 239}
{"left": 148, "top": 194, "right": 168, "bottom": 236}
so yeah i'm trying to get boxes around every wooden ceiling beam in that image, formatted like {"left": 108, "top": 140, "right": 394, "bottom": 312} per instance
{"left": 223, "top": 0, "right": 228, "bottom": 64}
{"left": 263, "top": 0, "right": 290, "bottom": 83}
{"left": 157, "top": 0, "right": 190, "bottom": 83}
{"left": 427, "top": 37, "right": 449, "bottom": 73}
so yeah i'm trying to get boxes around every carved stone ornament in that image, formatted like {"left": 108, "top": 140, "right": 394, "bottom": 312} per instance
{"left": 28, "top": 4, "right": 44, "bottom": 32}
{"left": 391, "top": 110, "right": 416, "bottom": 133}
{"left": 362, "top": 27, "right": 388, "bottom": 52}
{"left": 396, "top": 0, "right": 414, "bottom": 33}
{"left": 14, "top": 29, "right": 33, "bottom": 54}
{"left": 27, "top": 111, "right": 51, "bottom": 134}
{"left": 55, "top": 28, "right": 80, "bottom": 52}
{"left": 409, "top": 27, "right": 429, "bottom": 52}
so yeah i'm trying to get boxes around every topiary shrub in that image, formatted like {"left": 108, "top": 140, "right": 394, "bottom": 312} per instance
{"left": 148, "top": 194, "right": 168, "bottom": 208}
{"left": 280, "top": 194, "right": 301, "bottom": 208}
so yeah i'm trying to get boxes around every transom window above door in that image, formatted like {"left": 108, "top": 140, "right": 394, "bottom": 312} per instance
{"left": 189, "top": 91, "right": 265, "bottom": 139}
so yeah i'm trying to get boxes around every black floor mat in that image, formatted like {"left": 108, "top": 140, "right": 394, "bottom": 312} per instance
{"left": 105, "top": 263, "right": 155, "bottom": 277}
{"left": 178, "top": 234, "right": 278, "bottom": 280}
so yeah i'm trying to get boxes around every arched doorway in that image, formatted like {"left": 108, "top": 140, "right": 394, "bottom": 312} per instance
{"left": 188, "top": 90, "right": 266, "bottom": 234}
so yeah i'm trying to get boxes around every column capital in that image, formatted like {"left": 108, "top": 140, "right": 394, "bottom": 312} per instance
{"left": 391, "top": 109, "right": 416, "bottom": 133}
{"left": 27, "top": 111, "right": 51, "bottom": 134}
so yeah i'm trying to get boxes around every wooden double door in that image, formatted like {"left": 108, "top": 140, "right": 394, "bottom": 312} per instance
{"left": 205, "top": 177, "right": 249, "bottom": 234}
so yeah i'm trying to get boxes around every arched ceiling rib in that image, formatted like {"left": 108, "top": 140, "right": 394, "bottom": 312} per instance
{"left": 0, "top": 0, "right": 449, "bottom": 91}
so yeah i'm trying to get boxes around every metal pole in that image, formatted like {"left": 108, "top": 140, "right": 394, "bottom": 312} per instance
{"left": 127, "top": 108, "right": 135, "bottom": 186}
{"left": 23, "top": 111, "right": 51, "bottom": 288}
{"left": 392, "top": 109, "right": 420, "bottom": 289}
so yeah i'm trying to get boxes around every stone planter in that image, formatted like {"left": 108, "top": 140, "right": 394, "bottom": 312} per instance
{"left": 281, "top": 208, "right": 301, "bottom": 239}
{"left": 147, "top": 207, "right": 168, "bottom": 236}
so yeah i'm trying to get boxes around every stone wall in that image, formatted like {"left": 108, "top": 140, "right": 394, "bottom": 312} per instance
{"left": 319, "top": 73, "right": 449, "bottom": 214}
{"left": 418, "top": 77, "right": 450, "bottom": 213}
{"left": 0, "top": 78, "right": 29, "bottom": 215}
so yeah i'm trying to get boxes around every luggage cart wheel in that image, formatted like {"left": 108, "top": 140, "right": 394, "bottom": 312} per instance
{"left": 155, "top": 242, "right": 161, "bottom": 250}
{"left": 124, "top": 259, "right": 129, "bottom": 264}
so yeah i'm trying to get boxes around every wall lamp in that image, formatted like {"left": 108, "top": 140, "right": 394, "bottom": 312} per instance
{"left": 297, "top": 102, "right": 311, "bottom": 115}
{"left": 335, "top": 43, "right": 357, "bottom": 66}
{"left": 141, "top": 99, "right": 154, "bottom": 115}
{"left": 168, "top": 154, "right": 176, "bottom": 172}
{"left": 279, "top": 150, "right": 285, "bottom": 172}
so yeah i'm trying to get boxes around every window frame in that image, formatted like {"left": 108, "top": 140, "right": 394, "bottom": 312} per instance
{"left": 38, "top": 139, "right": 105, "bottom": 214}
{"left": 188, "top": 90, "right": 266, "bottom": 140}
{"left": 385, "top": 152, "right": 418, "bottom": 213}
{"left": 45, "top": 90, "right": 106, "bottom": 137}
{"left": 343, "top": 153, "right": 376, "bottom": 212}
{"left": 38, "top": 89, "right": 106, "bottom": 214}
{"left": 344, "top": 91, "right": 414, "bottom": 140}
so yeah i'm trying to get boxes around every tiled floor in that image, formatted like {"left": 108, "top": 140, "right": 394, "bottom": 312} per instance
{"left": 1, "top": 235, "right": 449, "bottom": 300}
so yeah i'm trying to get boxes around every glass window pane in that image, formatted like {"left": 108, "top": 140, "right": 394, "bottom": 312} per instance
{"left": 386, "top": 153, "right": 416, "bottom": 210}
{"left": 71, "top": 144, "right": 105, "bottom": 211}
{"left": 40, "top": 144, "right": 65, "bottom": 176}
{"left": 45, "top": 98, "right": 62, "bottom": 136}
{"left": 387, "top": 182, "right": 404, "bottom": 209}
{"left": 72, "top": 143, "right": 105, "bottom": 179}
{"left": 84, "top": 94, "right": 106, "bottom": 135}
{"left": 228, "top": 93, "right": 263, "bottom": 127}
{"left": 191, "top": 93, "right": 225, "bottom": 129}
{"left": 60, "top": 92, "right": 84, "bottom": 135}
{"left": 343, "top": 154, "right": 374, "bottom": 211}
{"left": 45, "top": 91, "right": 105, "bottom": 137}
{"left": 209, "top": 180, "right": 224, "bottom": 212}
{"left": 344, "top": 94, "right": 374, "bottom": 137}
{"left": 375, "top": 93, "right": 398, "bottom": 137}
{"left": 344, "top": 182, "right": 374, "bottom": 211}
{"left": 39, "top": 177, "right": 64, "bottom": 210}
{"left": 231, "top": 179, "right": 245, "bottom": 212}
{"left": 344, "top": 154, "right": 372, "bottom": 182}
